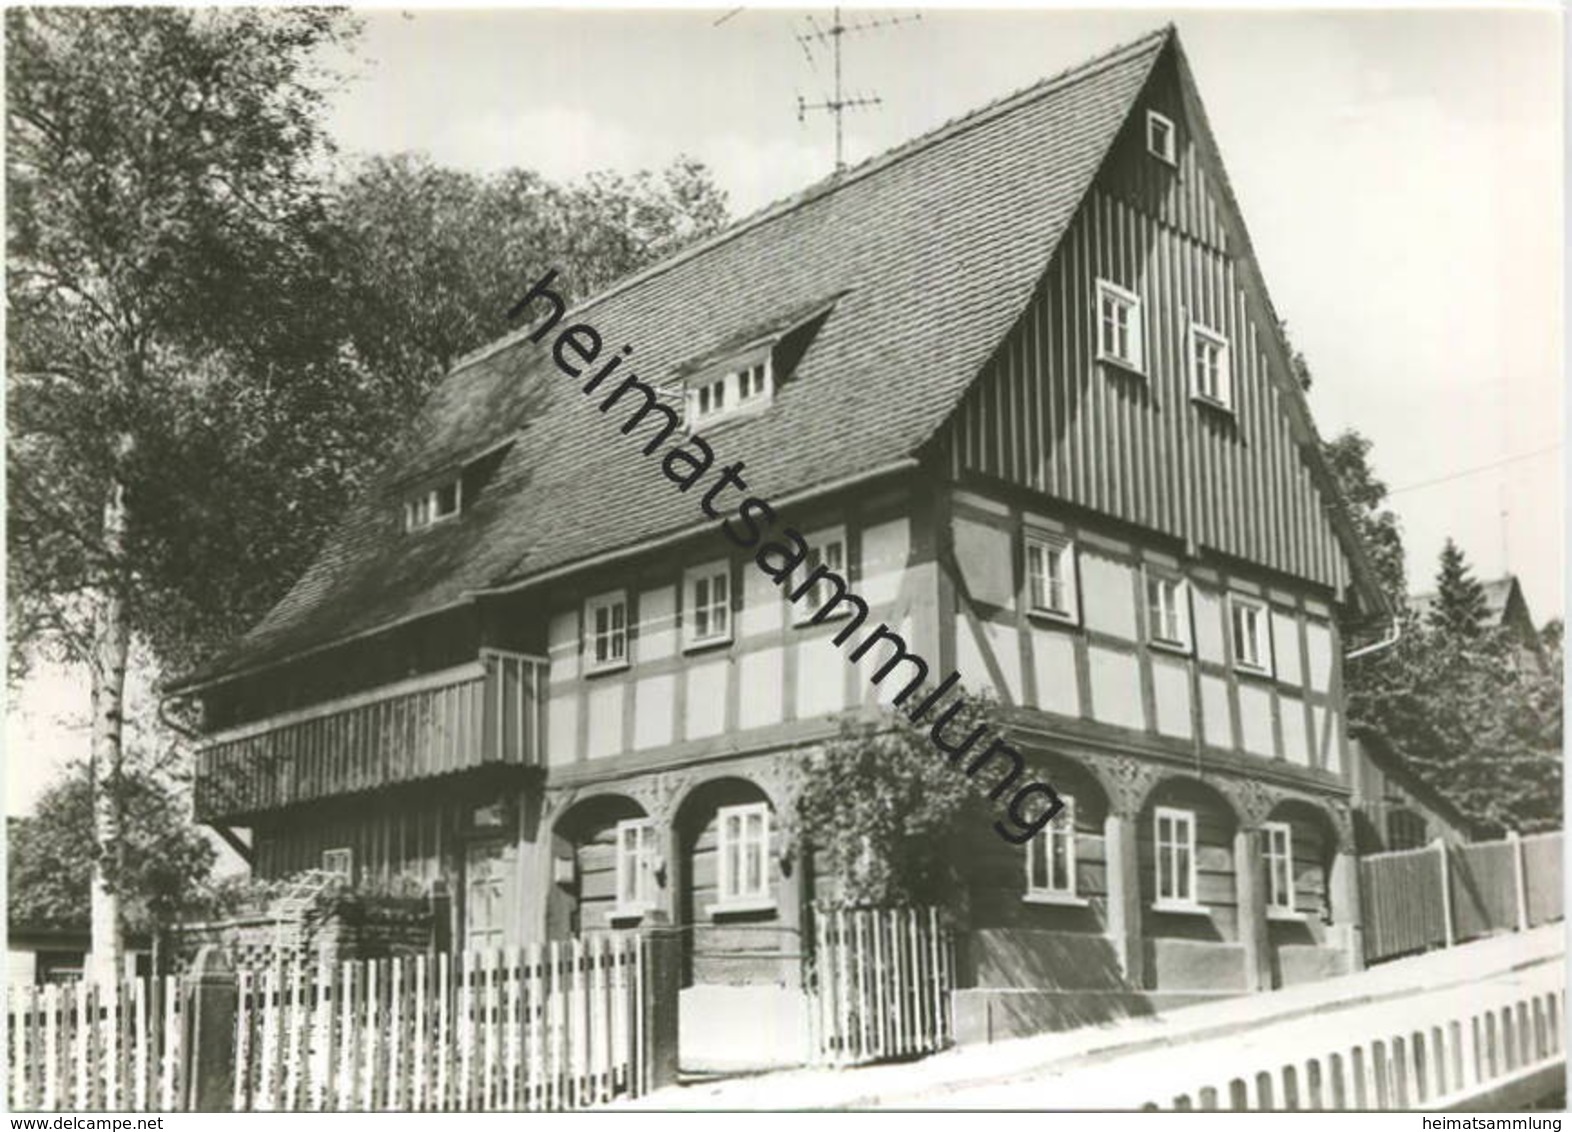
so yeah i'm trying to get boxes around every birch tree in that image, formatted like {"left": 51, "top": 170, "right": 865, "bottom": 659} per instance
{"left": 6, "top": 7, "right": 355, "bottom": 980}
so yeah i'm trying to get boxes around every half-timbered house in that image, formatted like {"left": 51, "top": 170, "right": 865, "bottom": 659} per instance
{"left": 176, "top": 26, "right": 1453, "bottom": 1057}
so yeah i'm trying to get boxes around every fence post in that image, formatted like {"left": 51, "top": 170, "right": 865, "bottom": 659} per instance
{"left": 640, "top": 927, "right": 682, "bottom": 1094}
{"left": 1434, "top": 838, "right": 1455, "bottom": 949}
{"left": 1509, "top": 831, "right": 1529, "bottom": 932}
{"left": 183, "top": 946, "right": 237, "bottom": 1112}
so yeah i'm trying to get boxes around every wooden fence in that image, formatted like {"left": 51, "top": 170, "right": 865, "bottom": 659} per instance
{"left": 10, "top": 934, "right": 656, "bottom": 1113}
{"left": 1361, "top": 831, "right": 1563, "bottom": 966}
{"left": 234, "top": 938, "right": 646, "bottom": 1112}
{"left": 1139, "top": 955, "right": 1565, "bottom": 1110}
{"left": 8, "top": 977, "right": 186, "bottom": 1112}
{"left": 810, "top": 907, "right": 953, "bottom": 1066}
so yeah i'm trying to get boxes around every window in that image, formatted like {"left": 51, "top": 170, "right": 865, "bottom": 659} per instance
{"left": 1190, "top": 324, "right": 1232, "bottom": 408}
{"left": 1230, "top": 594, "right": 1273, "bottom": 675}
{"left": 404, "top": 478, "right": 462, "bottom": 532}
{"left": 717, "top": 802, "right": 771, "bottom": 905}
{"left": 1263, "top": 821, "right": 1294, "bottom": 913}
{"left": 1146, "top": 110, "right": 1177, "bottom": 165}
{"left": 321, "top": 847, "right": 353, "bottom": 879}
{"left": 1146, "top": 572, "right": 1191, "bottom": 651}
{"left": 687, "top": 357, "right": 774, "bottom": 427}
{"left": 1154, "top": 807, "right": 1198, "bottom": 907}
{"left": 794, "top": 527, "right": 848, "bottom": 624}
{"left": 464, "top": 840, "right": 509, "bottom": 951}
{"left": 1025, "top": 534, "right": 1077, "bottom": 621}
{"left": 1025, "top": 797, "right": 1077, "bottom": 899}
{"left": 1096, "top": 280, "right": 1144, "bottom": 371}
{"left": 614, "top": 819, "right": 659, "bottom": 912}
{"left": 684, "top": 561, "right": 732, "bottom": 647}
{"left": 585, "top": 591, "right": 629, "bottom": 671}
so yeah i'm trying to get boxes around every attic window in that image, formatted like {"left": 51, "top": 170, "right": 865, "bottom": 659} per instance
{"left": 1146, "top": 110, "right": 1177, "bottom": 166}
{"left": 405, "top": 478, "right": 461, "bottom": 532}
{"left": 687, "top": 356, "right": 774, "bottom": 429}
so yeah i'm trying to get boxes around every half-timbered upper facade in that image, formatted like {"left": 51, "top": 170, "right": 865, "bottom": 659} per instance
{"left": 177, "top": 27, "right": 1420, "bottom": 1041}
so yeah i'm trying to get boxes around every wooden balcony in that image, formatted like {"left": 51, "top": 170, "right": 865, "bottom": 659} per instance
{"left": 194, "top": 650, "right": 545, "bottom": 822}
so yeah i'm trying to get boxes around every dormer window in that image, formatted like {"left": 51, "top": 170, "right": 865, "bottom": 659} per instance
{"left": 687, "top": 355, "right": 774, "bottom": 428}
{"left": 1146, "top": 110, "right": 1177, "bottom": 166}
{"left": 405, "top": 478, "right": 461, "bottom": 532}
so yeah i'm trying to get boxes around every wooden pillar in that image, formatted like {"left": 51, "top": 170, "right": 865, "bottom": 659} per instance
{"left": 653, "top": 819, "right": 682, "bottom": 928}
{"left": 1435, "top": 837, "right": 1455, "bottom": 948}
{"left": 1104, "top": 812, "right": 1145, "bottom": 989}
{"left": 1509, "top": 831, "right": 1530, "bottom": 932}
{"left": 641, "top": 926, "right": 684, "bottom": 1092}
{"left": 183, "top": 946, "right": 237, "bottom": 1112}
{"left": 1235, "top": 827, "right": 1271, "bottom": 993}
{"left": 1331, "top": 850, "right": 1365, "bottom": 971}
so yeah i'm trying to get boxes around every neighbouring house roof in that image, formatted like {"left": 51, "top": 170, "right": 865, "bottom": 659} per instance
{"left": 1409, "top": 574, "right": 1530, "bottom": 630}
{"left": 173, "top": 25, "right": 1383, "bottom": 692}
{"left": 1350, "top": 726, "right": 1481, "bottom": 840}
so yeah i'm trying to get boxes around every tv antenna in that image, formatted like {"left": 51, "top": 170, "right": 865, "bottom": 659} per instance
{"left": 795, "top": 7, "right": 921, "bottom": 173}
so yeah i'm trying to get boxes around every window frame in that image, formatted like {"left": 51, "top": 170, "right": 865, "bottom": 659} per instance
{"left": 793, "top": 526, "right": 850, "bottom": 626}
{"left": 321, "top": 847, "right": 353, "bottom": 880}
{"left": 686, "top": 355, "right": 775, "bottom": 428}
{"left": 1145, "top": 569, "right": 1193, "bottom": 653}
{"left": 1024, "top": 532, "right": 1079, "bottom": 624}
{"left": 613, "top": 818, "right": 659, "bottom": 916}
{"left": 1229, "top": 593, "right": 1275, "bottom": 677}
{"left": 683, "top": 560, "right": 734, "bottom": 650}
{"left": 404, "top": 478, "right": 463, "bottom": 532}
{"left": 1189, "top": 323, "right": 1233, "bottom": 410}
{"left": 1263, "top": 820, "right": 1297, "bottom": 917}
{"left": 1095, "top": 279, "right": 1145, "bottom": 373}
{"left": 1024, "top": 796, "right": 1086, "bottom": 905}
{"left": 1153, "top": 806, "right": 1201, "bottom": 912}
{"left": 584, "top": 590, "right": 630, "bottom": 674}
{"left": 1146, "top": 109, "right": 1178, "bottom": 166}
{"left": 714, "top": 801, "right": 773, "bottom": 910}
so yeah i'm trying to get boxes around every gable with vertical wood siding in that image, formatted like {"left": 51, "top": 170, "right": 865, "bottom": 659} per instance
{"left": 939, "top": 48, "right": 1354, "bottom": 599}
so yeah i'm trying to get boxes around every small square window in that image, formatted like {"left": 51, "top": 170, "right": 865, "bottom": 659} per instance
{"left": 1263, "top": 821, "right": 1294, "bottom": 912}
{"left": 585, "top": 591, "right": 629, "bottom": 672}
{"left": 321, "top": 847, "right": 353, "bottom": 880}
{"left": 685, "top": 561, "right": 732, "bottom": 648}
{"left": 1229, "top": 594, "right": 1274, "bottom": 676}
{"left": 1025, "top": 797, "right": 1077, "bottom": 897}
{"left": 1025, "top": 533, "right": 1078, "bottom": 622}
{"left": 1146, "top": 572, "right": 1191, "bottom": 651}
{"left": 1096, "top": 280, "right": 1144, "bottom": 372}
{"left": 794, "top": 527, "right": 850, "bottom": 625}
{"left": 1146, "top": 110, "right": 1177, "bottom": 165}
{"left": 717, "top": 802, "right": 771, "bottom": 904}
{"left": 1190, "top": 325, "right": 1232, "bottom": 409}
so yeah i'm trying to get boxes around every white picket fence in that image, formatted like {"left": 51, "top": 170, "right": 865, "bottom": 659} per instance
{"left": 810, "top": 906, "right": 954, "bottom": 1066}
{"left": 10, "top": 935, "right": 650, "bottom": 1113}
{"left": 1141, "top": 960, "right": 1565, "bottom": 1110}
{"left": 8, "top": 977, "right": 186, "bottom": 1112}
{"left": 235, "top": 937, "right": 647, "bottom": 1111}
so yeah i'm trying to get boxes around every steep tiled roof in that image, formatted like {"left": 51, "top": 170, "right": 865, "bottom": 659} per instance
{"left": 177, "top": 27, "right": 1172, "bottom": 688}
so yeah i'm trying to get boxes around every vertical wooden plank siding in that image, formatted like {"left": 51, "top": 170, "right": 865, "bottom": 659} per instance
{"left": 196, "top": 656, "right": 546, "bottom": 822}
{"left": 943, "top": 179, "right": 1350, "bottom": 597}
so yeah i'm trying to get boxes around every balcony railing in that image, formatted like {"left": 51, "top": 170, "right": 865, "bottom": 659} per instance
{"left": 194, "top": 649, "right": 545, "bottom": 822}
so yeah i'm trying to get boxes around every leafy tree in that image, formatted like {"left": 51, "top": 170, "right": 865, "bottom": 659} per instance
{"left": 327, "top": 153, "right": 730, "bottom": 432}
{"left": 7, "top": 6, "right": 358, "bottom": 979}
{"left": 1428, "top": 537, "right": 1489, "bottom": 638}
{"left": 8, "top": 761, "right": 215, "bottom": 970}
{"left": 794, "top": 693, "right": 999, "bottom": 911}
{"left": 1322, "top": 429, "right": 1407, "bottom": 605}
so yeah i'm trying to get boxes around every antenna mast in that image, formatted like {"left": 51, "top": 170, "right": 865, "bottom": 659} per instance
{"left": 796, "top": 7, "right": 921, "bottom": 172}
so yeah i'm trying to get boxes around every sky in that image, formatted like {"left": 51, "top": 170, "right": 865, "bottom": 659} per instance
{"left": 5, "top": 4, "right": 1564, "bottom": 818}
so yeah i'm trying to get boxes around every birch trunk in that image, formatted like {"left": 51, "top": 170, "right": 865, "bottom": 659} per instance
{"left": 87, "top": 456, "right": 131, "bottom": 986}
